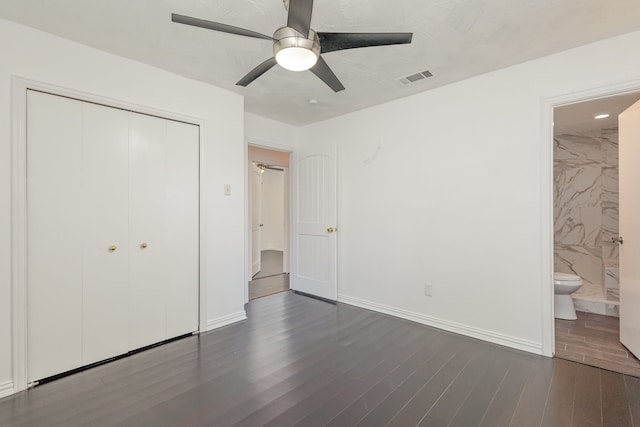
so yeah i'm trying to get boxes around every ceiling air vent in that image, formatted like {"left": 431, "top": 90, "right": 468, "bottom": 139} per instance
{"left": 396, "top": 70, "right": 433, "bottom": 86}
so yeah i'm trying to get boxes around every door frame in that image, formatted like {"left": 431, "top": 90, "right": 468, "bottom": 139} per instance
{"left": 245, "top": 138, "right": 296, "bottom": 304}
{"left": 10, "top": 76, "right": 208, "bottom": 392}
{"left": 249, "top": 161, "right": 262, "bottom": 278}
{"left": 540, "top": 77, "right": 640, "bottom": 357}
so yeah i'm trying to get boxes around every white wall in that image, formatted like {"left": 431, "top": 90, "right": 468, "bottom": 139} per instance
{"left": 261, "top": 169, "right": 285, "bottom": 251}
{"left": 299, "top": 30, "right": 640, "bottom": 354}
{"left": 245, "top": 112, "right": 298, "bottom": 148}
{"left": 0, "top": 19, "right": 246, "bottom": 391}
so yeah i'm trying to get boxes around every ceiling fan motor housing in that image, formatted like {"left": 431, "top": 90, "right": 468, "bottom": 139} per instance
{"left": 273, "top": 27, "right": 320, "bottom": 71}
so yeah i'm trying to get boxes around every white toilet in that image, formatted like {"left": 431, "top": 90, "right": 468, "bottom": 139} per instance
{"left": 554, "top": 272, "right": 583, "bottom": 320}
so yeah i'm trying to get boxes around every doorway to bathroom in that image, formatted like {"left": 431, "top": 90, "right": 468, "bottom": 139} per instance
{"left": 552, "top": 91, "right": 640, "bottom": 376}
{"left": 248, "top": 145, "right": 291, "bottom": 301}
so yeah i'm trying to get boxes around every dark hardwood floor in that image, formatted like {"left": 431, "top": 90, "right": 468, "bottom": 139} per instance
{"left": 555, "top": 311, "right": 640, "bottom": 377}
{"left": 1, "top": 291, "right": 638, "bottom": 426}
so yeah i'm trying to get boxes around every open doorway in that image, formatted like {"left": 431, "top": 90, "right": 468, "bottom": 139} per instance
{"left": 552, "top": 91, "right": 640, "bottom": 376}
{"left": 248, "top": 145, "right": 290, "bottom": 300}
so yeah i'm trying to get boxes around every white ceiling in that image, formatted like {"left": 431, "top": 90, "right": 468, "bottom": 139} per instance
{"left": 554, "top": 92, "right": 640, "bottom": 135}
{"left": 2, "top": 0, "right": 640, "bottom": 126}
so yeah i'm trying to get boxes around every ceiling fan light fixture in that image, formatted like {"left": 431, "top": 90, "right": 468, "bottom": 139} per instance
{"left": 273, "top": 27, "right": 320, "bottom": 72}
{"left": 276, "top": 47, "right": 318, "bottom": 71}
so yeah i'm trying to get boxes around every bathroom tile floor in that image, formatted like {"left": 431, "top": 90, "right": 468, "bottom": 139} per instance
{"left": 555, "top": 311, "right": 640, "bottom": 377}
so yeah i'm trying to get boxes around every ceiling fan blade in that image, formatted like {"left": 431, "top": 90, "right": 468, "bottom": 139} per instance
{"left": 318, "top": 32, "right": 413, "bottom": 53}
{"left": 287, "top": 0, "right": 314, "bottom": 37}
{"left": 172, "top": 13, "right": 273, "bottom": 41}
{"left": 310, "top": 56, "right": 345, "bottom": 92}
{"left": 236, "top": 57, "right": 278, "bottom": 87}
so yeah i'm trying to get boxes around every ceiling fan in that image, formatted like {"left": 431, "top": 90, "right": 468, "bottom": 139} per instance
{"left": 171, "top": 0, "right": 413, "bottom": 92}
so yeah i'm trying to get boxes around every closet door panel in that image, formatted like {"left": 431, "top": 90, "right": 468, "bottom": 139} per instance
{"left": 128, "top": 113, "right": 168, "bottom": 350}
{"left": 165, "top": 121, "right": 199, "bottom": 338}
{"left": 27, "top": 91, "right": 83, "bottom": 381}
{"left": 81, "top": 102, "right": 130, "bottom": 365}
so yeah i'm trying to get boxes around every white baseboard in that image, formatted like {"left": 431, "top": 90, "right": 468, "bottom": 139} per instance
{"left": 0, "top": 381, "right": 14, "bottom": 399}
{"left": 338, "top": 294, "right": 543, "bottom": 355}
{"left": 206, "top": 311, "right": 247, "bottom": 331}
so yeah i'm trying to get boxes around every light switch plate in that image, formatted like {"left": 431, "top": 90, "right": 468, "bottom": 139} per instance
{"left": 224, "top": 184, "right": 231, "bottom": 196}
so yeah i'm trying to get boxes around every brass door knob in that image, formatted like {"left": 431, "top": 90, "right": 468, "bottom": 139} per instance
{"left": 327, "top": 227, "right": 335, "bottom": 233}
{"left": 141, "top": 243, "right": 148, "bottom": 249}
{"left": 109, "top": 245, "right": 117, "bottom": 251}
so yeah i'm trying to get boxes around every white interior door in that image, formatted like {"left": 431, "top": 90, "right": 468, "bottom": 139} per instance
{"left": 27, "top": 90, "right": 84, "bottom": 381}
{"left": 619, "top": 99, "right": 640, "bottom": 358}
{"left": 81, "top": 102, "right": 130, "bottom": 366}
{"left": 291, "top": 144, "right": 337, "bottom": 301}
{"left": 251, "top": 163, "right": 262, "bottom": 276}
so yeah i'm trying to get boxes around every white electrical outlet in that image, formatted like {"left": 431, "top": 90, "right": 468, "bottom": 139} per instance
{"left": 224, "top": 184, "right": 231, "bottom": 196}
{"left": 424, "top": 284, "right": 433, "bottom": 297}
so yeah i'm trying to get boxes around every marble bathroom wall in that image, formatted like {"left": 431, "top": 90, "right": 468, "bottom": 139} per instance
{"left": 554, "top": 128, "right": 619, "bottom": 290}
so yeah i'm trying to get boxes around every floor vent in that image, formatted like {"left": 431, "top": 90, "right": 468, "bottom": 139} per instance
{"left": 396, "top": 70, "right": 433, "bottom": 86}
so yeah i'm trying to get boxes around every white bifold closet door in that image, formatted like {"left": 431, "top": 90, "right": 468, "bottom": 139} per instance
{"left": 81, "top": 102, "right": 130, "bottom": 366}
{"left": 128, "top": 113, "right": 200, "bottom": 350}
{"left": 27, "top": 90, "right": 199, "bottom": 382}
{"left": 27, "top": 91, "right": 85, "bottom": 381}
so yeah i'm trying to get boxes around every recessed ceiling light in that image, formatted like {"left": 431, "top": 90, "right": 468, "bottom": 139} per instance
{"left": 308, "top": 99, "right": 319, "bottom": 105}
{"left": 594, "top": 113, "right": 610, "bottom": 119}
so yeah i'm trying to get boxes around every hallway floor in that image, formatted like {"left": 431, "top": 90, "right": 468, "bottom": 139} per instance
{"left": 250, "top": 250, "right": 289, "bottom": 300}
{"left": 252, "top": 250, "right": 284, "bottom": 279}
{"left": 555, "top": 311, "right": 640, "bottom": 377}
